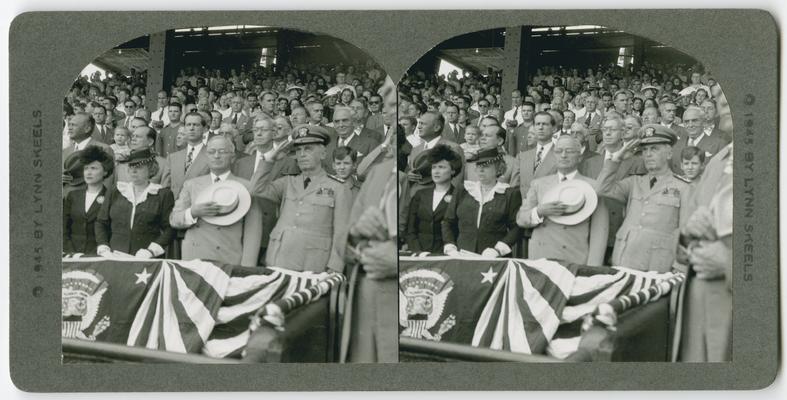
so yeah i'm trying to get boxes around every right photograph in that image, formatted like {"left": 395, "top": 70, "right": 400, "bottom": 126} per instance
{"left": 397, "top": 25, "right": 733, "bottom": 362}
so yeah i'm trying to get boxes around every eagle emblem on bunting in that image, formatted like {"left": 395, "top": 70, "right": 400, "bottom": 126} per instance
{"left": 399, "top": 267, "right": 456, "bottom": 341}
{"left": 61, "top": 269, "right": 111, "bottom": 341}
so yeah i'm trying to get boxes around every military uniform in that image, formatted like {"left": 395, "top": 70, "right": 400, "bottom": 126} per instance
{"left": 595, "top": 124, "right": 691, "bottom": 272}
{"left": 249, "top": 124, "right": 352, "bottom": 273}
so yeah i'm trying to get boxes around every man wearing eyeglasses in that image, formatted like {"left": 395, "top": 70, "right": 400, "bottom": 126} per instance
{"left": 468, "top": 99, "right": 492, "bottom": 128}
{"left": 364, "top": 94, "right": 385, "bottom": 134}
{"left": 516, "top": 136, "right": 608, "bottom": 265}
{"left": 170, "top": 135, "right": 263, "bottom": 266}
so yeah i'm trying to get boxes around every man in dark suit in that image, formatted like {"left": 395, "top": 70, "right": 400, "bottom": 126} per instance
{"left": 670, "top": 106, "right": 726, "bottom": 173}
{"left": 576, "top": 96, "right": 604, "bottom": 148}
{"left": 699, "top": 99, "right": 732, "bottom": 144}
{"left": 440, "top": 102, "right": 463, "bottom": 144}
{"left": 161, "top": 112, "right": 211, "bottom": 200}
{"left": 328, "top": 106, "right": 378, "bottom": 166}
{"left": 62, "top": 112, "right": 114, "bottom": 198}
{"left": 90, "top": 105, "right": 114, "bottom": 144}
{"left": 349, "top": 99, "right": 384, "bottom": 144}
{"left": 227, "top": 95, "right": 254, "bottom": 145}
{"left": 659, "top": 100, "right": 689, "bottom": 139}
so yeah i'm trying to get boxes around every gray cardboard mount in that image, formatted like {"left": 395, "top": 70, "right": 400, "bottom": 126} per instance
{"left": 8, "top": 9, "right": 779, "bottom": 391}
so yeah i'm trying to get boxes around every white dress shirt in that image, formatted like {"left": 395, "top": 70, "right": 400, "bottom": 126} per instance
{"left": 531, "top": 170, "right": 578, "bottom": 223}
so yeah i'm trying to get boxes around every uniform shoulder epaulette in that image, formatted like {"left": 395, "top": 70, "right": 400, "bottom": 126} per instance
{"left": 327, "top": 174, "right": 345, "bottom": 183}
{"left": 673, "top": 173, "right": 692, "bottom": 183}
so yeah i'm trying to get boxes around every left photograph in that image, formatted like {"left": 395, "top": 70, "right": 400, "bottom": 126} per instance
{"left": 60, "top": 26, "right": 398, "bottom": 363}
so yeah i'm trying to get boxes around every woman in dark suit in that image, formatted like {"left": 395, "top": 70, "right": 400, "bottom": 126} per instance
{"left": 95, "top": 148, "right": 174, "bottom": 258}
{"left": 405, "top": 144, "right": 462, "bottom": 253}
{"left": 442, "top": 147, "right": 522, "bottom": 257}
{"left": 63, "top": 146, "right": 114, "bottom": 255}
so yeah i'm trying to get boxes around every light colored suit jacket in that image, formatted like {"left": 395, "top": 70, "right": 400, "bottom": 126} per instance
{"left": 169, "top": 173, "right": 262, "bottom": 266}
{"left": 161, "top": 145, "right": 210, "bottom": 199}
{"left": 517, "top": 173, "right": 608, "bottom": 265}
{"left": 511, "top": 144, "right": 558, "bottom": 200}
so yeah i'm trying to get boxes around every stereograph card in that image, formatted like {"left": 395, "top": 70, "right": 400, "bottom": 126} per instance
{"left": 6, "top": 8, "right": 779, "bottom": 392}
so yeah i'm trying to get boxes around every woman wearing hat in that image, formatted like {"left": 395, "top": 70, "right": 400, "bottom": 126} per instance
{"left": 63, "top": 146, "right": 114, "bottom": 256}
{"left": 441, "top": 147, "right": 522, "bottom": 258}
{"left": 95, "top": 148, "right": 175, "bottom": 258}
{"left": 405, "top": 144, "right": 462, "bottom": 253}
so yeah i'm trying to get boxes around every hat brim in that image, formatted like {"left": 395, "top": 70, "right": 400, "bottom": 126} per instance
{"left": 195, "top": 180, "right": 252, "bottom": 226}
{"left": 542, "top": 179, "right": 598, "bottom": 226}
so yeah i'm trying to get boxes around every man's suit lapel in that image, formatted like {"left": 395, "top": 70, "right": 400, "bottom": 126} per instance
{"left": 535, "top": 147, "right": 555, "bottom": 176}
{"left": 187, "top": 147, "right": 208, "bottom": 179}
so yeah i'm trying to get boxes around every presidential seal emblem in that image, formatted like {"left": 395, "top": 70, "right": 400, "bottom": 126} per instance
{"left": 298, "top": 127, "right": 309, "bottom": 137}
{"left": 399, "top": 268, "right": 456, "bottom": 341}
{"left": 62, "top": 269, "right": 111, "bottom": 341}
{"left": 644, "top": 126, "right": 656, "bottom": 137}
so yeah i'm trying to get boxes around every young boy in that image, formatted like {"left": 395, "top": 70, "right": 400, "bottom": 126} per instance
{"left": 681, "top": 146, "right": 706, "bottom": 182}
{"left": 332, "top": 146, "right": 361, "bottom": 200}
{"left": 459, "top": 125, "right": 481, "bottom": 159}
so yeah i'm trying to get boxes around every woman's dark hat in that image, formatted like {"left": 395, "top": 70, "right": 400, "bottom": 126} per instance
{"left": 123, "top": 148, "right": 157, "bottom": 167}
{"left": 470, "top": 147, "right": 505, "bottom": 167}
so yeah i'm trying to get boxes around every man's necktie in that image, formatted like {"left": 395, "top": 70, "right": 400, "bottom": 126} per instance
{"left": 303, "top": 177, "right": 311, "bottom": 190}
{"left": 158, "top": 108, "right": 164, "bottom": 120}
{"left": 534, "top": 146, "right": 544, "bottom": 172}
{"left": 185, "top": 146, "right": 194, "bottom": 172}
{"left": 585, "top": 113, "right": 592, "bottom": 127}
{"left": 513, "top": 107, "right": 519, "bottom": 121}
{"left": 232, "top": 113, "right": 238, "bottom": 125}
{"left": 561, "top": 176, "right": 567, "bottom": 182}
{"left": 214, "top": 176, "right": 221, "bottom": 183}
{"left": 649, "top": 176, "right": 657, "bottom": 189}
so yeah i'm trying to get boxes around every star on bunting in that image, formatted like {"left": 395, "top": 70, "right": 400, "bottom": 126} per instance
{"left": 481, "top": 267, "right": 498, "bottom": 284}
{"left": 135, "top": 268, "right": 152, "bottom": 285}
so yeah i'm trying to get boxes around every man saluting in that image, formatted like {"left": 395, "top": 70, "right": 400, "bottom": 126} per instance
{"left": 249, "top": 125, "right": 352, "bottom": 273}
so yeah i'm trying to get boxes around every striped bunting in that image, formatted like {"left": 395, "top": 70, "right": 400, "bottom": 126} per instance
{"left": 400, "top": 256, "right": 678, "bottom": 358}
{"left": 63, "top": 258, "right": 337, "bottom": 358}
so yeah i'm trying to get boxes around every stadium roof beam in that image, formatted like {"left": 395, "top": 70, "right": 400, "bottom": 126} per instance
{"left": 501, "top": 26, "right": 532, "bottom": 111}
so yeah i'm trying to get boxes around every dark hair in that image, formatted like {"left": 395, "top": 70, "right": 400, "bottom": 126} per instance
{"left": 521, "top": 101, "right": 536, "bottom": 110}
{"left": 78, "top": 145, "right": 114, "bottom": 178}
{"left": 480, "top": 115, "right": 500, "bottom": 126}
{"left": 184, "top": 111, "right": 206, "bottom": 127}
{"left": 332, "top": 146, "right": 358, "bottom": 163}
{"left": 681, "top": 146, "right": 706, "bottom": 164}
{"left": 533, "top": 111, "right": 555, "bottom": 126}
{"left": 427, "top": 144, "right": 463, "bottom": 177}
{"left": 168, "top": 102, "right": 183, "bottom": 110}
{"left": 488, "top": 125, "right": 507, "bottom": 145}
